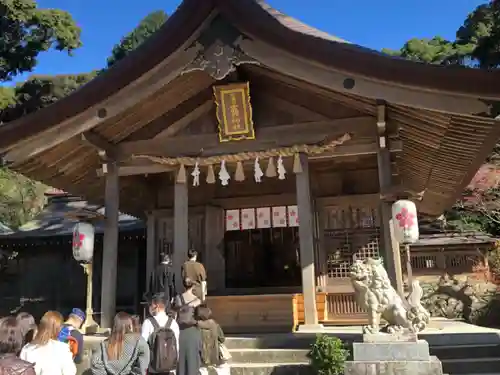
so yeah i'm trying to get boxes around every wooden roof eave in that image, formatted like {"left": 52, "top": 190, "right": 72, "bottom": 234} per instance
{"left": 219, "top": 0, "right": 500, "bottom": 102}
{"left": 0, "top": 0, "right": 218, "bottom": 158}
{"left": 2, "top": 0, "right": 500, "bottom": 165}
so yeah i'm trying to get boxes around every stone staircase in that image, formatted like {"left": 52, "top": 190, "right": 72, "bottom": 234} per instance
{"left": 225, "top": 334, "right": 500, "bottom": 375}
{"left": 78, "top": 329, "right": 500, "bottom": 375}
{"left": 226, "top": 337, "right": 311, "bottom": 375}
{"left": 431, "top": 344, "right": 500, "bottom": 375}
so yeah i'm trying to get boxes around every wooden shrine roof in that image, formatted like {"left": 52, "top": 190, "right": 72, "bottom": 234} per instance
{"left": 0, "top": 0, "right": 500, "bottom": 217}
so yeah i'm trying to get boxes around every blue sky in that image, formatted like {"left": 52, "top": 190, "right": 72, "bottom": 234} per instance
{"left": 14, "top": 0, "right": 487, "bottom": 82}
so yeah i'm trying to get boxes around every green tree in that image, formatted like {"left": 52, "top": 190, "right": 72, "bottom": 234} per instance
{"left": 383, "top": 1, "right": 497, "bottom": 67}
{"left": 107, "top": 10, "right": 168, "bottom": 68}
{"left": 0, "top": 167, "right": 46, "bottom": 228}
{"left": 0, "top": 86, "right": 15, "bottom": 110}
{"left": 0, "top": 72, "right": 97, "bottom": 123}
{"left": 0, "top": 0, "right": 82, "bottom": 81}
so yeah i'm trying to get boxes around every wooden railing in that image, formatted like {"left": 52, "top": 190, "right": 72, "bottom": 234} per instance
{"left": 401, "top": 245, "right": 489, "bottom": 279}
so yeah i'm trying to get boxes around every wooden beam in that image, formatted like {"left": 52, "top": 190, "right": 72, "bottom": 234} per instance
{"left": 127, "top": 88, "right": 214, "bottom": 141}
{"left": 255, "top": 93, "right": 329, "bottom": 122}
{"left": 96, "top": 164, "right": 174, "bottom": 177}
{"left": 117, "top": 117, "right": 376, "bottom": 157}
{"left": 239, "top": 39, "right": 489, "bottom": 115}
{"left": 81, "top": 131, "right": 120, "bottom": 160}
{"left": 154, "top": 100, "right": 213, "bottom": 139}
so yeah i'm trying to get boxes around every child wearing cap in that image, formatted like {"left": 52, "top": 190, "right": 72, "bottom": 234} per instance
{"left": 61, "top": 308, "right": 85, "bottom": 364}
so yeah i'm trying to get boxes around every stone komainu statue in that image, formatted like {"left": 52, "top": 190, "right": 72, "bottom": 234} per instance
{"left": 349, "top": 257, "right": 430, "bottom": 334}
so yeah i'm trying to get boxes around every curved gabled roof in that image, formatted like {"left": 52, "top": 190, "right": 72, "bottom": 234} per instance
{"left": 1, "top": 0, "right": 500, "bottom": 151}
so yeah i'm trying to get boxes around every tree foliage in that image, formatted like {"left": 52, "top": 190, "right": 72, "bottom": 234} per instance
{"left": 107, "top": 10, "right": 167, "bottom": 68}
{"left": 0, "top": 72, "right": 97, "bottom": 123}
{"left": 384, "top": 1, "right": 498, "bottom": 67}
{"left": 0, "top": 0, "right": 82, "bottom": 81}
{"left": 0, "top": 168, "right": 46, "bottom": 228}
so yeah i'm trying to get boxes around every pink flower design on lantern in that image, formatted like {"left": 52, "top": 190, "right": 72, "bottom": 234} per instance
{"left": 73, "top": 231, "right": 84, "bottom": 249}
{"left": 395, "top": 208, "right": 415, "bottom": 228}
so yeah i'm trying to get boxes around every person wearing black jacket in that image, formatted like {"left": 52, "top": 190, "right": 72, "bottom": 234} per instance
{"left": 146, "top": 253, "right": 176, "bottom": 309}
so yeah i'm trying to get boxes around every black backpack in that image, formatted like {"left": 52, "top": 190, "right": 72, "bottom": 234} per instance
{"left": 176, "top": 294, "right": 199, "bottom": 325}
{"left": 147, "top": 317, "right": 178, "bottom": 373}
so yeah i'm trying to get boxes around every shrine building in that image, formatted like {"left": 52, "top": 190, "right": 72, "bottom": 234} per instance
{"left": 1, "top": 0, "right": 500, "bottom": 331}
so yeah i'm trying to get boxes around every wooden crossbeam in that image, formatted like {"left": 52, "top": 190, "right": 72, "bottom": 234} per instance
{"left": 81, "top": 131, "right": 121, "bottom": 160}
{"left": 116, "top": 117, "right": 378, "bottom": 158}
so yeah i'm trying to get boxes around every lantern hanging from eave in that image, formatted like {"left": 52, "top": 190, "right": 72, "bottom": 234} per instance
{"left": 391, "top": 200, "right": 419, "bottom": 244}
{"left": 72, "top": 222, "right": 95, "bottom": 263}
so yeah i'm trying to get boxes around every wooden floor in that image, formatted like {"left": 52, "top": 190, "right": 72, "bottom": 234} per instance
{"left": 205, "top": 292, "right": 368, "bottom": 333}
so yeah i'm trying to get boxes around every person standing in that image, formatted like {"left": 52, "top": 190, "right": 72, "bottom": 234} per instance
{"left": 0, "top": 316, "right": 36, "bottom": 375}
{"left": 142, "top": 295, "right": 180, "bottom": 375}
{"left": 148, "top": 254, "right": 177, "bottom": 308}
{"left": 181, "top": 249, "right": 207, "bottom": 301}
{"left": 60, "top": 308, "right": 85, "bottom": 364}
{"left": 195, "top": 305, "right": 229, "bottom": 375}
{"left": 91, "top": 312, "right": 149, "bottom": 375}
{"left": 20, "top": 311, "right": 76, "bottom": 375}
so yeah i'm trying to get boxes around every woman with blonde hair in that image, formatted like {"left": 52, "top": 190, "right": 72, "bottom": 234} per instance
{"left": 91, "top": 312, "right": 149, "bottom": 375}
{"left": 20, "top": 311, "right": 76, "bottom": 375}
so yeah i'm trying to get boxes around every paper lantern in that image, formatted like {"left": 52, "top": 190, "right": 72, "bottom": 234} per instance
{"left": 72, "top": 222, "right": 95, "bottom": 263}
{"left": 391, "top": 200, "right": 419, "bottom": 244}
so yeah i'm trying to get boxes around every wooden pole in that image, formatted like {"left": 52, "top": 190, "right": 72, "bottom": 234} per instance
{"left": 173, "top": 181, "right": 189, "bottom": 297}
{"left": 376, "top": 104, "right": 404, "bottom": 296}
{"left": 100, "top": 162, "right": 119, "bottom": 328}
{"left": 295, "top": 153, "right": 319, "bottom": 328}
{"left": 81, "top": 263, "right": 99, "bottom": 333}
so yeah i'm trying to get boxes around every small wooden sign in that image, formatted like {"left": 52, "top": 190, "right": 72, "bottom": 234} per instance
{"left": 213, "top": 82, "right": 255, "bottom": 142}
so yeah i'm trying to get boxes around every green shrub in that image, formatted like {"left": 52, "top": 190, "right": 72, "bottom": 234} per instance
{"left": 308, "top": 334, "right": 349, "bottom": 375}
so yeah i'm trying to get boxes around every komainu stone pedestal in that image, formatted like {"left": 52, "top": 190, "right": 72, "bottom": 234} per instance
{"left": 344, "top": 334, "right": 444, "bottom": 375}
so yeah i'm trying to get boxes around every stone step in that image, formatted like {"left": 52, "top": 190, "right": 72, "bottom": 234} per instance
{"left": 431, "top": 344, "right": 500, "bottom": 360}
{"left": 229, "top": 363, "right": 312, "bottom": 375}
{"left": 225, "top": 331, "right": 500, "bottom": 350}
{"left": 442, "top": 358, "right": 500, "bottom": 374}
{"left": 225, "top": 336, "right": 312, "bottom": 350}
{"left": 229, "top": 349, "right": 309, "bottom": 364}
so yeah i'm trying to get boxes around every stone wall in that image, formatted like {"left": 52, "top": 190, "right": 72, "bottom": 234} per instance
{"left": 418, "top": 274, "right": 499, "bottom": 326}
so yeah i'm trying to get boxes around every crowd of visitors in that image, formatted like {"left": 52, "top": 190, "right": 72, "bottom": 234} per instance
{"left": 0, "top": 249, "right": 229, "bottom": 375}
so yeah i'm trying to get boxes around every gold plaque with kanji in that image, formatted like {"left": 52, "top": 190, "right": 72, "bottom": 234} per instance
{"left": 213, "top": 82, "right": 255, "bottom": 142}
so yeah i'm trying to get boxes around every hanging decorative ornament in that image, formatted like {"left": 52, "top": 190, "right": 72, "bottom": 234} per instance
{"left": 266, "top": 157, "right": 277, "bottom": 178}
{"left": 254, "top": 157, "right": 263, "bottom": 183}
{"left": 176, "top": 164, "right": 187, "bottom": 184}
{"left": 206, "top": 164, "right": 216, "bottom": 184}
{"left": 191, "top": 161, "right": 200, "bottom": 187}
{"left": 234, "top": 161, "right": 245, "bottom": 182}
{"left": 277, "top": 156, "right": 286, "bottom": 180}
{"left": 219, "top": 160, "right": 230, "bottom": 186}
{"left": 292, "top": 153, "right": 303, "bottom": 174}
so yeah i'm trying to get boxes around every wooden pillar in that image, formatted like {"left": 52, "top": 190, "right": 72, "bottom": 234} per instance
{"left": 145, "top": 213, "right": 156, "bottom": 294}
{"left": 295, "top": 154, "right": 321, "bottom": 328}
{"left": 100, "top": 161, "right": 119, "bottom": 328}
{"left": 173, "top": 182, "right": 188, "bottom": 295}
{"left": 204, "top": 205, "right": 226, "bottom": 292}
{"left": 376, "top": 105, "right": 404, "bottom": 296}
